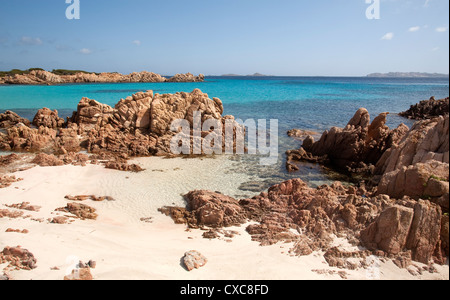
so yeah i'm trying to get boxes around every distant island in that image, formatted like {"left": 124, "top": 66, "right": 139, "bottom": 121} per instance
{"left": 367, "top": 72, "right": 449, "bottom": 78}
{"left": 221, "top": 73, "right": 273, "bottom": 77}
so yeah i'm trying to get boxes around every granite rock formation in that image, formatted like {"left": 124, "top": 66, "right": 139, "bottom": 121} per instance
{"left": 287, "top": 108, "right": 409, "bottom": 173}
{"left": 0, "top": 70, "right": 205, "bottom": 85}
{"left": 0, "top": 89, "right": 240, "bottom": 158}
{"left": 400, "top": 97, "right": 449, "bottom": 120}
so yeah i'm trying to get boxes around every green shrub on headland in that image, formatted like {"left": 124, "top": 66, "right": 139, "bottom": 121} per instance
{"left": 0, "top": 68, "right": 94, "bottom": 77}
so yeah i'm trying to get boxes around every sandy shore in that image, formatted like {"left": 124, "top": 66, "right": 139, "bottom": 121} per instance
{"left": 0, "top": 156, "right": 448, "bottom": 280}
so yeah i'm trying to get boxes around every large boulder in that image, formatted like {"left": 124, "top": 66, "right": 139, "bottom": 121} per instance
{"left": 185, "top": 190, "right": 247, "bottom": 228}
{"left": 360, "top": 205, "right": 414, "bottom": 255}
{"left": 32, "top": 108, "right": 65, "bottom": 129}
{"left": 69, "top": 98, "right": 115, "bottom": 131}
{"left": 113, "top": 91, "right": 153, "bottom": 131}
{"left": 376, "top": 115, "right": 449, "bottom": 175}
{"left": 361, "top": 200, "right": 442, "bottom": 264}
{"left": 406, "top": 200, "right": 442, "bottom": 264}
{"left": 299, "top": 108, "right": 409, "bottom": 172}
{"left": 377, "top": 160, "right": 449, "bottom": 210}
{"left": 0, "top": 111, "right": 31, "bottom": 128}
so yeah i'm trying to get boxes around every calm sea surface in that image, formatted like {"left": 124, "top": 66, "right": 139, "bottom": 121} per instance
{"left": 1, "top": 76, "right": 448, "bottom": 189}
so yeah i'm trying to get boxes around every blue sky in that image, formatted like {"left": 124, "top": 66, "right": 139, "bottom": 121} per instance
{"left": 0, "top": 0, "right": 448, "bottom": 76}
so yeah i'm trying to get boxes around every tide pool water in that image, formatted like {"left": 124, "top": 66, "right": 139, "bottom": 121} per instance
{"left": 1, "top": 76, "right": 448, "bottom": 189}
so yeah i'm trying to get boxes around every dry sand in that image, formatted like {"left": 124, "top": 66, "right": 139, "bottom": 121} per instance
{"left": 0, "top": 156, "right": 448, "bottom": 280}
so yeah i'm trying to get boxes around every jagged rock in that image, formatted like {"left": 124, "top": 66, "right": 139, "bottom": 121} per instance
{"left": 2, "top": 89, "right": 239, "bottom": 159}
{"left": 31, "top": 153, "right": 64, "bottom": 167}
{"left": 400, "top": 97, "right": 449, "bottom": 120}
{"left": 56, "top": 202, "right": 98, "bottom": 220}
{"left": 291, "top": 108, "right": 409, "bottom": 172}
{"left": 0, "top": 175, "right": 23, "bottom": 189}
{"left": 161, "top": 177, "right": 448, "bottom": 267}
{"left": 5, "top": 202, "right": 41, "bottom": 212}
{"left": 166, "top": 73, "right": 205, "bottom": 83}
{"left": 376, "top": 116, "right": 449, "bottom": 175}
{"left": 0, "top": 111, "right": 31, "bottom": 128}
{"left": 104, "top": 161, "right": 144, "bottom": 172}
{"left": 0, "top": 123, "right": 57, "bottom": 152}
{"left": 0, "top": 246, "right": 37, "bottom": 270}
{"left": 377, "top": 160, "right": 449, "bottom": 210}
{"left": 69, "top": 97, "right": 115, "bottom": 132}
{"left": 406, "top": 200, "right": 442, "bottom": 264}
{"left": 32, "top": 108, "right": 65, "bottom": 129}
{"left": 360, "top": 205, "right": 414, "bottom": 255}
{"left": 361, "top": 200, "right": 442, "bottom": 265}
{"left": 0, "top": 209, "right": 24, "bottom": 219}
{"left": 160, "top": 190, "right": 247, "bottom": 229}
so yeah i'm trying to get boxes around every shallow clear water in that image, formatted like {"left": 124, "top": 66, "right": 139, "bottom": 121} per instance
{"left": 1, "top": 76, "right": 448, "bottom": 189}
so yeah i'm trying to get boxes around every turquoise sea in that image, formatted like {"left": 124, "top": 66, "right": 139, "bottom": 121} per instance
{"left": 1, "top": 76, "right": 449, "bottom": 189}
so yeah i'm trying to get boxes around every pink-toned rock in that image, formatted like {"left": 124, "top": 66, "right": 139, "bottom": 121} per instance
{"left": 0, "top": 111, "right": 31, "bottom": 128}
{"left": 0, "top": 246, "right": 37, "bottom": 270}
{"left": 406, "top": 200, "right": 442, "bottom": 264}
{"left": 376, "top": 115, "right": 449, "bottom": 175}
{"left": 32, "top": 108, "right": 65, "bottom": 129}
{"left": 166, "top": 73, "right": 205, "bottom": 83}
{"left": 360, "top": 205, "right": 414, "bottom": 255}
{"left": 185, "top": 190, "right": 247, "bottom": 228}
{"left": 377, "top": 160, "right": 449, "bottom": 209}
{"left": 64, "top": 267, "right": 93, "bottom": 280}
{"left": 361, "top": 200, "right": 442, "bottom": 265}
{"left": 183, "top": 250, "right": 207, "bottom": 271}
{"left": 1, "top": 123, "right": 57, "bottom": 152}
{"left": 31, "top": 153, "right": 64, "bottom": 167}
{"left": 298, "top": 108, "right": 409, "bottom": 171}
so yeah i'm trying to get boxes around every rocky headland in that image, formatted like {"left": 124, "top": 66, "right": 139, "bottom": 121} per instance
{"left": 0, "top": 89, "right": 239, "bottom": 170}
{"left": 0, "top": 70, "right": 204, "bottom": 85}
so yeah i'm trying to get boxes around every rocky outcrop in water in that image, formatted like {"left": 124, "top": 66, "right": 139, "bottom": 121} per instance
{"left": 32, "top": 108, "right": 65, "bottom": 129}
{"left": 0, "top": 70, "right": 205, "bottom": 85}
{"left": 287, "top": 108, "right": 409, "bottom": 173}
{"left": 375, "top": 115, "right": 449, "bottom": 208}
{"left": 0, "top": 89, "right": 239, "bottom": 158}
{"left": 400, "top": 97, "right": 449, "bottom": 120}
{"left": 0, "top": 111, "right": 31, "bottom": 128}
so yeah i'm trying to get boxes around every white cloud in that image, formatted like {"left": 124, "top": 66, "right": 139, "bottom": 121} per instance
{"left": 80, "top": 48, "right": 92, "bottom": 55}
{"left": 436, "top": 27, "right": 448, "bottom": 32}
{"left": 408, "top": 26, "right": 420, "bottom": 32}
{"left": 432, "top": 47, "right": 440, "bottom": 51}
{"left": 424, "top": 0, "right": 431, "bottom": 7}
{"left": 381, "top": 32, "right": 394, "bottom": 40}
{"left": 19, "top": 36, "right": 43, "bottom": 46}
{"left": 132, "top": 40, "right": 141, "bottom": 46}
